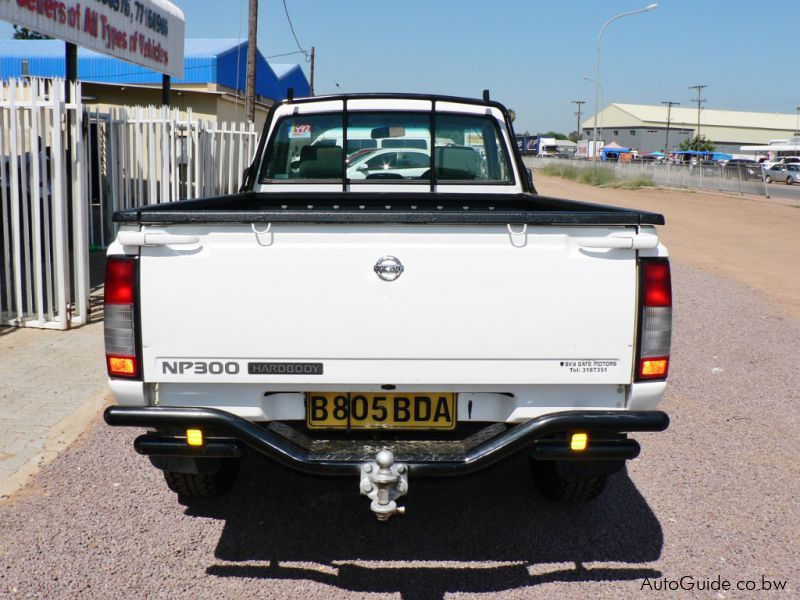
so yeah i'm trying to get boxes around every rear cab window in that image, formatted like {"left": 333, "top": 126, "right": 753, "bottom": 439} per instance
{"left": 257, "top": 103, "right": 515, "bottom": 188}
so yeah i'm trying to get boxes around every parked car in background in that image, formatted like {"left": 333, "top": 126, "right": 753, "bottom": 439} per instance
{"left": 724, "top": 159, "right": 763, "bottom": 180}
{"left": 346, "top": 148, "right": 431, "bottom": 179}
{"left": 763, "top": 156, "right": 800, "bottom": 171}
{"left": 764, "top": 163, "right": 800, "bottom": 184}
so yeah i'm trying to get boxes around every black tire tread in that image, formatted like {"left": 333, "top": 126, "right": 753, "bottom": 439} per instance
{"left": 162, "top": 463, "right": 238, "bottom": 497}
{"left": 549, "top": 473, "right": 606, "bottom": 503}
{"left": 530, "top": 460, "right": 607, "bottom": 503}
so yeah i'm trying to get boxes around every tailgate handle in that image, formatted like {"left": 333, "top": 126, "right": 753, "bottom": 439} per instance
{"left": 576, "top": 232, "right": 659, "bottom": 250}
{"left": 118, "top": 232, "right": 200, "bottom": 247}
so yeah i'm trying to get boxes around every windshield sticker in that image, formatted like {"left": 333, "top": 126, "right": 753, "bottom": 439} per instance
{"left": 289, "top": 124, "right": 312, "bottom": 139}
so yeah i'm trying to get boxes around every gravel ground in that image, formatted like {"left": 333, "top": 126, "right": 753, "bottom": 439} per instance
{"left": 1, "top": 262, "right": 798, "bottom": 599}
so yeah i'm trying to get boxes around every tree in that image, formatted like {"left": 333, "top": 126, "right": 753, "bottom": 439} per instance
{"left": 568, "top": 130, "right": 579, "bottom": 143}
{"left": 539, "top": 131, "right": 568, "bottom": 140}
{"left": 679, "top": 134, "right": 715, "bottom": 152}
{"left": 12, "top": 26, "right": 53, "bottom": 40}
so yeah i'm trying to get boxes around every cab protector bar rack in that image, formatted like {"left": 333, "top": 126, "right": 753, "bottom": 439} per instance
{"left": 241, "top": 92, "right": 535, "bottom": 194}
{"left": 104, "top": 406, "right": 669, "bottom": 477}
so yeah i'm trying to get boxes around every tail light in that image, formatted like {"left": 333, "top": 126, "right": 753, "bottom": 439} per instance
{"left": 636, "top": 258, "right": 672, "bottom": 381}
{"left": 104, "top": 257, "right": 140, "bottom": 378}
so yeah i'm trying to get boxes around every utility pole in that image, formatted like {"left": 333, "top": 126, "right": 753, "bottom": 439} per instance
{"left": 245, "top": 0, "right": 258, "bottom": 123}
{"left": 310, "top": 46, "right": 315, "bottom": 96}
{"left": 795, "top": 105, "right": 799, "bottom": 136}
{"left": 662, "top": 100, "right": 679, "bottom": 155}
{"left": 572, "top": 100, "right": 586, "bottom": 140}
{"left": 688, "top": 84, "right": 707, "bottom": 146}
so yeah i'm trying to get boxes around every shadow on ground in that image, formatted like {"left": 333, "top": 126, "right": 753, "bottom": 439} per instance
{"left": 187, "top": 453, "right": 663, "bottom": 598}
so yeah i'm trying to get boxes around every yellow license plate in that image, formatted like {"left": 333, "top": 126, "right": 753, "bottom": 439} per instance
{"left": 306, "top": 393, "right": 457, "bottom": 430}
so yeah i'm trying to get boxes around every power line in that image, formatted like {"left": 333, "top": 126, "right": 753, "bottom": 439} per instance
{"left": 266, "top": 50, "right": 307, "bottom": 59}
{"left": 282, "top": 0, "right": 309, "bottom": 61}
{"left": 317, "top": 57, "right": 341, "bottom": 90}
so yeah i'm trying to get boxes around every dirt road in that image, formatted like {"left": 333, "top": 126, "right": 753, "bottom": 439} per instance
{"left": 0, "top": 178, "right": 798, "bottom": 598}
{"left": 535, "top": 174, "right": 800, "bottom": 318}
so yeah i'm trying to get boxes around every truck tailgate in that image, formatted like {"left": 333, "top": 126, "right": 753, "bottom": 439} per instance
{"left": 137, "top": 224, "right": 639, "bottom": 385}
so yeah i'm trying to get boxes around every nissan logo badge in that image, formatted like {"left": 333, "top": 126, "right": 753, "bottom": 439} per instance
{"left": 374, "top": 256, "right": 404, "bottom": 282}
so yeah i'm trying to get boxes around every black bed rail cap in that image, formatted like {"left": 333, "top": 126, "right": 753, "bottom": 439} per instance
{"left": 112, "top": 192, "right": 665, "bottom": 226}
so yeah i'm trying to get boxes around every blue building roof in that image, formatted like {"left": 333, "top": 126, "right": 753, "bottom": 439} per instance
{"left": 0, "top": 39, "right": 309, "bottom": 100}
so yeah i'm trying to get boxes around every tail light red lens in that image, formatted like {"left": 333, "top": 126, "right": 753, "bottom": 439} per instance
{"left": 642, "top": 261, "right": 672, "bottom": 307}
{"left": 637, "top": 258, "right": 672, "bottom": 381}
{"left": 104, "top": 257, "right": 139, "bottom": 379}
{"left": 104, "top": 258, "right": 135, "bottom": 305}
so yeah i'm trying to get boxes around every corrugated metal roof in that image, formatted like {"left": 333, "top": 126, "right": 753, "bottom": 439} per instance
{"left": 0, "top": 39, "right": 308, "bottom": 100}
{"left": 584, "top": 103, "right": 799, "bottom": 131}
{"left": 270, "top": 64, "right": 300, "bottom": 78}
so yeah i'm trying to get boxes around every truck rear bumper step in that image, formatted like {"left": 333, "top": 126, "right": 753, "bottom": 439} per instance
{"left": 105, "top": 406, "right": 669, "bottom": 477}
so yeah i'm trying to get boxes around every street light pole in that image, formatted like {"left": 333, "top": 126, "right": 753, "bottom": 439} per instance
{"left": 592, "top": 3, "right": 658, "bottom": 161}
{"left": 583, "top": 76, "right": 604, "bottom": 143}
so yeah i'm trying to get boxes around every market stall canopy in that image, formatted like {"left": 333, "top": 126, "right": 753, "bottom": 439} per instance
{"left": 0, "top": 0, "right": 185, "bottom": 78}
{"left": 602, "top": 145, "right": 630, "bottom": 155}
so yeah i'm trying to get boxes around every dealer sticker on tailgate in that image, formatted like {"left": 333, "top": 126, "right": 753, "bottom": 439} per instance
{"left": 306, "top": 393, "right": 456, "bottom": 430}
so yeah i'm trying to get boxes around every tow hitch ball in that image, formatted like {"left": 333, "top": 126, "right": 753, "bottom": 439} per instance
{"left": 360, "top": 449, "right": 409, "bottom": 521}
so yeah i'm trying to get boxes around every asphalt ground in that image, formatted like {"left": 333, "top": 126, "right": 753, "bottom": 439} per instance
{"left": 763, "top": 181, "right": 800, "bottom": 205}
{"left": 1, "top": 182, "right": 798, "bottom": 598}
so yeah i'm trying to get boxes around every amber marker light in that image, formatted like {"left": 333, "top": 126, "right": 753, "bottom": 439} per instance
{"left": 107, "top": 355, "right": 137, "bottom": 377}
{"left": 640, "top": 357, "right": 669, "bottom": 378}
{"left": 186, "top": 429, "right": 204, "bottom": 447}
{"left": 570, "top": 432, "right": 588, "bottom": 452}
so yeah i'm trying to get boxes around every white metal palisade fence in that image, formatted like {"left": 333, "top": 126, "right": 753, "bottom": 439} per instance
{"left": 1, "top": 78, "right": 258, "bottom": 330}
{"left": 86, "top": 104, "right": 257, "bottom": 249}
{"left": 526, "top": 156, "right": 768, "bottom": 197}
{"left": 0, "top": 78, "right": 88, "bottom": 330}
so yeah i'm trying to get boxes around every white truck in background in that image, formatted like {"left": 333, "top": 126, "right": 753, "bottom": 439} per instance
{"left": 103, "top": 92, "right": 671, "bottom": 521}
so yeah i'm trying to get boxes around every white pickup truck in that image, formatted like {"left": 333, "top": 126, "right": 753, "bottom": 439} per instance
{"left": 104, "top": 92, "right": 671, "bottom": 521}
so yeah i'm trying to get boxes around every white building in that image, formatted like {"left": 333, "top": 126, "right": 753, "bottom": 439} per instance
{"left": 582, "top": 103, "right": 800, "bottom": 155}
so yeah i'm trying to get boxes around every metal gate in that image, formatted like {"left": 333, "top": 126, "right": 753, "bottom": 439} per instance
{"left": 1, "top": 78, "right": 258, "bottom": 329}
{"left": 0, "top": 78, "right": 88, "bottom": 329}
{"left": 84, "top": 106, "right": 257, "bottom": 249}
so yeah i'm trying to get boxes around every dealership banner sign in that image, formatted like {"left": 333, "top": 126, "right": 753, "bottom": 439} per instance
{"left": 0, "top": 0, "right": 185, "bottom": 78}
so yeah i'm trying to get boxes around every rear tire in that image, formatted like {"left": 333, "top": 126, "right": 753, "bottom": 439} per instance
{"left": 163, "top": 460, "right": 240, "bottom": 497}
{"left": 765, "top": 175, "right": 772, "bottom": 183}
{"left": 787, "top": 177, "right": 794, "bottom": 185}
{"left": 530, "top": 460, "right": 607, "bottom": 503}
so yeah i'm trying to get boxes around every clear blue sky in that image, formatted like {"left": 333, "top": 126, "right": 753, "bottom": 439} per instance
{"left": 3, "top": 1, "right": 798, "bottom": 134}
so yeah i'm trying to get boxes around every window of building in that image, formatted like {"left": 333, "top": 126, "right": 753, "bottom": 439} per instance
{"left": 613, "top": 130, "right": 619, "bottom": 136}
{"left": 630, "top": 130, "right": 636, "bottom": 136}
